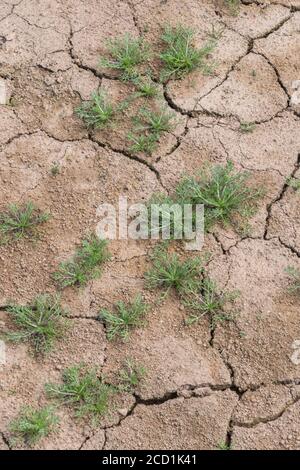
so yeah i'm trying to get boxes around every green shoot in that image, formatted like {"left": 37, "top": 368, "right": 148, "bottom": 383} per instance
{"left": 45, "top": 364, "right": 115, "bottom": 421}
{"left": 0, "top": 202, "right": 49, "bottom": 243}
{"left": 98, "top": 294, "right": 148, "bottom": 341}
{"left": 53, "top": 235, "right": 110, "bottom": 288}
{"left": 6, "top": 294, "right": 68, "bottom": 355}
{"left": 160, "top": 25, "right": 216, "bottom": 81}
{"left": 9, "top": 406, "right": 58, "bottom": 446}
{"left": 76, "top": 91, "right": 115, "bottom": 129}
{"left": 99, "top": 34, "right": 151, "bottom": 81}
{"left": 117, "top": 359, "right": 146, "bottom": 392}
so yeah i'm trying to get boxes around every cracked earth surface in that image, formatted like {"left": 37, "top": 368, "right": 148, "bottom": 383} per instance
{"left": 0, "top": 0, "right": 300, "bottom": 450}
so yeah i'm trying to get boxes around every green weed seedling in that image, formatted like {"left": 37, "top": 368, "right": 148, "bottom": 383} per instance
{"left": 160, "top": 25, "right": 216, "bottom": 81}
{"left": 6, "top": 294, "right": 68, "bottom": 355}
{"left": 53, "top": 235, "right": 110, "bottom": 288}
{"left": 287, "top": 177, "right": 300, "bottom": 192}
{"left": 225, "top": 0, "right": 240, "bottom": 16}
{"left": 133, "top": 106, "right": 176, "bottom": 136}
{"left": 98, "top": 294, "right": 148, "bottom": 342}
{"left": 184, "top": 277, "right": 238, "bottom": 328}
{"left": 99, "top": 34, "right": 151, "bottom": 81}
{"left": 118, "top": 359, "right": 147, "bottom": 392}
{"left": 175, "top": 161, "right": 262, "bottom": 231}
{"left": 45, "top": 364, "right": 115, "bottom": 422}
{"left": 132, "top": 76, "right": 159, "bottom": 99}
{"left": 286, "top": 266, "right": 300, "bottom": 294}
{"left": 240, "top": 122, "right": 256, "bottom": 133}
{"left": 9, "top": 406, "right": 58, "bottom": 446}
{"left": 76, "top": 91, "right": 116, "bottom": 129}
{"left": 145, "top": 245, "right": 202, "bottom": 298}
{"left": 128, "top": 132, "right": 158, "bottom": 155}
{"left": 0, "top": 202, "right": 49, "bottom": 243}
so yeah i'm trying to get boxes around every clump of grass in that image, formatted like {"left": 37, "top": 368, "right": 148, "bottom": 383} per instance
{"left": 50, "top": 162, "right": 60, "bottom": 176}
{"left": 118, "top": 359, "right": 146, "bottom": 392}
{"left": 175, "top": 161, "right": 262, "bottom": 231}
{"left": 128, "top": 106, "right": 176, "bottom": 155}
{"left": 217, "top": 441, "right": 231, "bottom": 450}
{"left": 9, "top": 406, "right": 59, "bottom": 446}
{"left": 53, "top": 235, "right": 110, "bottom": 288}
{"left": 225, "top": 0, "right": 240, "bottom": 16}
{"left": 99, "top": 34, "right": 151, "bottom": 81}
{"left": 0, "top": 202, "right": 49, "bottom": 243}
{"left": 240, "top": 122, "right": 256, "bottom": 133}
{"left": 160, "top": 25, "right": 216, "bottom": 81}
{"left": 184, "top": 277, "right": 238, "bottom": 328}
{"left": 286, "top": 266, "right": 300, "bottom": 294}
{"left": 128, "top": 132, "right": 158, "bottom": 155}
{"left": 5, "top": 294, "right": 68, "bottom": 355}
{"left": 145, "top": 245, "right": 202, "bottom": 297}
{"left": 132, "top": 76, "right": 159, "bottom": 99}
{"left": 287, "top": 177, "right": 300, "bottom": 192}
{"left": 133, "top": 107, "right": 176, "bottom": 136}
{"left": 45, "top": 364, "right": 115, "bottom": 422}
{"left": 98, "top": 294, "right": 148, "bottom": 341}
{"left": 76, "top": 91, "right": 115, "bottom": 129}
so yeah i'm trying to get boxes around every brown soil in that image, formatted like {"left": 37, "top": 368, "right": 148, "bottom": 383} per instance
{"left": 0, "top": 0, "right": 300, "bottom": 451}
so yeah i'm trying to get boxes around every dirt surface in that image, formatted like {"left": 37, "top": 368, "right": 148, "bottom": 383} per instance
{"left": 0, "top": 0, "right": 300, "bottom": 451}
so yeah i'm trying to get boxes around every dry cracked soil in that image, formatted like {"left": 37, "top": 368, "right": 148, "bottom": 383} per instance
{"left": 0, "top": 0, "right": 300, "bottom": 451}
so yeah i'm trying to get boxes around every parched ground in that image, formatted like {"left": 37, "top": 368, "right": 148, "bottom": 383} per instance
{"left": 0, "top": 0, "right": 300, "bottom": 451}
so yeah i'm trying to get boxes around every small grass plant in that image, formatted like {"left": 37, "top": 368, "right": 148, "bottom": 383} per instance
{"left": 129, "top": 105, "right": 176, "bottom": 154}
{"left": 184, "top": 277, "right": 238, "bottom": 328}
{"left": 53, "top": 235, "right": 110, "bottom": 288}
{"left": 76, "top": 91, "right": 116, "bottom": 129}
{"left": 287, "top": 177, "right": 300, "bottom": 192}
{"left": 5, "top": 294, "right": 68, "bottom": 355}
{"left": 98, "top": 294, "right": 148, "bottom": 341}
{"left": 240, "top": 122, "right": 256, "bottom": 133}
{"left": 145, "top": 245, "right": 202, "bottom": 297}
{"left": 286, "top": 266, "right": 300, "bottom": 294}
{"left": 117, "top": 359, "right": 146, "bottom": 392}
{"left": 0, "top": 202, "right": 49, "bottom": 243}
{"left": 225, "top": 0, "right": 240, "bottom": 16}
{"left": 99, "top": 34, "right": 151, "bottom": 81}
{"left": 159, "top": 25, "right": 216, "bottom": 81}
{"left": 45, "top": 364, "right": 115, "bottom": 422}
{"left": 175, "top": 161, "right": 262, "bottom": 231}
{"left": 9, "top": 406, "right": 59, "bottom": 446}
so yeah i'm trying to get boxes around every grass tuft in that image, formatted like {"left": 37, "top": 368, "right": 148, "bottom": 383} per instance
{"left": 287, "top": 177, "right": 300, "bottom": 192}
{"left": 0, "top": 202, "right": 49, "bottom": 243}
{"left": 98, "top": 294, "right": 148, "bottom": 342}
{"left": 160, "top": 25, "right": 216, "bottom": 81}
{"left": 53, "top": 235, "right": 110, "bottom": 288}
{"left": 9, "top": 406, "right": 58, "bottom": 446}
{"left": 45, "top": 364, "right": 115, "bottom": 422}
{"left": 128, "top": 106, "right": 176, "bottom": 155}
{"left": 128, "top": 132, "right": 158, "bottom": 155}
{"left": 286, "top": 266, "right": 300, "bottom": 294}
{"left": 132, "top": 76, "right": 159, "bottom": 99}
{"left": 225, "top": 0, "right": 240, "bottom": 16}
{"left": 184, "top": 277, "right": 237, "bottom": 328}
{"left": 117, "top": 359, "right": 146, "bottom": 392}
{"left": 175, "top": 161, "right": 262, "bottom": 231}
{"left": 5, "top": 295, "right": 68, "bottom": 355}
{"left": 145, "top": 245, "right": 202, "bottom": 297}
{"left": 240, "top": 122, "right": 256, "bottom": 133}
{"left": 76, "top": 91, "right": 115, "bottom": 129}
{"left": 99, "top": 34, "right": 151, "bottom": 81}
